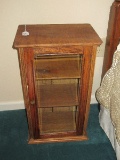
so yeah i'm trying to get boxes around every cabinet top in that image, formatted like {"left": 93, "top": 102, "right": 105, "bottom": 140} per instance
{"left": 13, "top": 24, "right": 102, "bottom": 48}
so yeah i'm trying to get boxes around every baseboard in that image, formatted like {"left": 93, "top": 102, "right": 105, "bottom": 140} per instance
{"left": 0, "top": 95, "right": 98, "bottom": 111}
{"left": 0, "top": 101, "right": 25, "bottom": 111}
{"left": 90, "top": 95, "right": 98, "bottom": 104}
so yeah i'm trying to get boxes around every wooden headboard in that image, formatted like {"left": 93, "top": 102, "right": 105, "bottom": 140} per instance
{"left": 102, "top": 0, "right": 120, "bottom": 77}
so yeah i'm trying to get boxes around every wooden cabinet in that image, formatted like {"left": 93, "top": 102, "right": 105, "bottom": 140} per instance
{"left": 102, "top": 0, "right": 120, "bottom": 77}
{"left": 13, "top": 24, "right": 102, "bottom": 143}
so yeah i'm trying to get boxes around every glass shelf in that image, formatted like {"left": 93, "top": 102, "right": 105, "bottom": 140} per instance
{"left": 35, "top": 79, "right": 79, "bottom": 108}
{"left": 34, "top": 54, "right": 82, "bottom": 80}
{"left": 38, "top": 106, "right": 78, "bottom": 134}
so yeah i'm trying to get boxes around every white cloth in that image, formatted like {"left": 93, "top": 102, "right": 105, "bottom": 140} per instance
{"left": 99, "top": 106, "right": 120, "bottom": 160}
{"left": 96, "top": 49, "right": 120, "bottom": 160}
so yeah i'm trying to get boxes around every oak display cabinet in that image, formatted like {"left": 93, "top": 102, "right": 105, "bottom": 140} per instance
{"left": 13, "top": 24, "right": 102, "bottom": 144}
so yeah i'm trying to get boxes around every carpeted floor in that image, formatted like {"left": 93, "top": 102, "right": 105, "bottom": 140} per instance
{"left": 0, "top": 104, "right": 117, "bottom": 160}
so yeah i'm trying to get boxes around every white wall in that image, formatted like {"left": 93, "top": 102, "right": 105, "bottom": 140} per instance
{"left": 0, "top": 0, "right": 114, "bottom": 110}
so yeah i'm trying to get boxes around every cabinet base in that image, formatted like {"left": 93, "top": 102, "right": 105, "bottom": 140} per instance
{"left": 28, "top": 135, "right": 88, "bottom": 144}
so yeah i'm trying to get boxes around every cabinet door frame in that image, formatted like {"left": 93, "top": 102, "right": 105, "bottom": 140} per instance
{"left": 18, "top": 48, "right": 40, "bottom": 139}
{"left": 76, "top": 46, "right": 97, "bottom": 135}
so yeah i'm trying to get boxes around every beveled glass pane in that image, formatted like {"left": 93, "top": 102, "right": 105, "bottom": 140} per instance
{"left": 38, "top": 106, "right": 78, "bottom": 134}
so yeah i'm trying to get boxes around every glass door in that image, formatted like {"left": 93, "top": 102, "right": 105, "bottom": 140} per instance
{"left": 33, "top": 54, "right": 82, "bottom": 136}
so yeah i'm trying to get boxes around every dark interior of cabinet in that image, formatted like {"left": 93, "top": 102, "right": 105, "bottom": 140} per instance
{"left": 34, "top": 54, "right": 82, "bottom": 135}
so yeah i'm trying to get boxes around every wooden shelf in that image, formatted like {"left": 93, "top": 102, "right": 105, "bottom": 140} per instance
{"left": 34, "top": 56, "right": 81, "bottom": 79}
{"left": 36, "top": 83, "right": 79, "bottom": 107}
{"left": 38, "top": 108, "right": 78, "bottom": 134}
